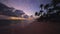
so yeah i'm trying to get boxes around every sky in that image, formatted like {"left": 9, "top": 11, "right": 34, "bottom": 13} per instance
{"left": 0, "top": 0, "right": 51, "bottom": 16}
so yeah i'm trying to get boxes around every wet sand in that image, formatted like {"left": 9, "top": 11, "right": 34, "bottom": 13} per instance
{"left": 0, "top": 21, "right": 60, "bottom": 34}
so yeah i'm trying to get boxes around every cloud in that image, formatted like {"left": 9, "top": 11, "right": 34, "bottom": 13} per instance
{"left": 14, "top": 10, "right": 25, "bottom": 17}
{"left": 0, "top": 3, "right": 26, "bottom": 17}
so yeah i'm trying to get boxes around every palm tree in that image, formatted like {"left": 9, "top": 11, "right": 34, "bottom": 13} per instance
{"left": 51, "top": 0, "right": 60, "bottom": 7}
{"left": 44, "top": 4, "right": 49, "bottom": 9}
{"left": 35, "top": 12, "right": 38, "bottom": 16}
{"left": 39, "top": 10, "right": 44, "bottom": 16}
{"left": 35, "top": 4, "right": 44, "bottom": 16}
{"left": 40, "top": 4, "right": 44, "bottom": 10}
{"left": 39, "top": 4, "right": 44, "bottom": 16}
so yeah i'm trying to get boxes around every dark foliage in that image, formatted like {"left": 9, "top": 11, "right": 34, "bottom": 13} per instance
{"left": 35, "top": 12, "right": 38, "bottom": 16}
{"left": 35, "top": 0, "right": 60, "bottom": 23}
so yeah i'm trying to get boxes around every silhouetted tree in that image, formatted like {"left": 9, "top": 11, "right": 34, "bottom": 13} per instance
{"left": 51, "top": 0, "right": 60, "bottom": 7}
{"left": 39, "top": 10, "right": 43, "bottom": 16}
{"left": 40, "top": 4, "right": 44, "bottom": 10}
{"left": 35, "top": 0, "right": 60, "bottom": 22}
{"left": 44, "top": 4, "right": 49, "bottom": 9}
{"left": 35, "top": 12, "right": 38, "bottom": 16}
